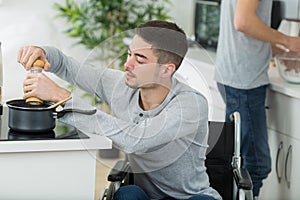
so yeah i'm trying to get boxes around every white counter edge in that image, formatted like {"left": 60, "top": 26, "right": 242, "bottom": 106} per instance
{"left": 268, "top": 67, "right": 300, "bottom": 100}
{"left": 0, "top": 133, "right": 112, "bottom": 153}
{"left": 187, "top": 47, "right": 300, "bottom": 100}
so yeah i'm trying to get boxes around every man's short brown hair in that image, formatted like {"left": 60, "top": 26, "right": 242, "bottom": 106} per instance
{"left": 135, "top": 20, "right": 188, "bottom": 70}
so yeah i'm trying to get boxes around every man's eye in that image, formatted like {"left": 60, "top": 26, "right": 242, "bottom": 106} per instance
{"left": 137, "top": 60, "right": 145, "bottom": 64}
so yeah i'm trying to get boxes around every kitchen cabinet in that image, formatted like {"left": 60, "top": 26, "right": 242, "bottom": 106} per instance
{"left": 259, "top": 68, "right": 300, "bottom": 200}
{"left": 0, "top": 136, "right": 111, "bottom": 200}
{"left": 260, "top": 129, "right": 300, "bottom": 200}
{"left": 0, "top": 150, "right": 97, "bottom": 199}
{"left": 266, "top": 89, "right": 300, "bottom": 141}
{"left": 0, "top": 106, "right": 112, "bottom": 200}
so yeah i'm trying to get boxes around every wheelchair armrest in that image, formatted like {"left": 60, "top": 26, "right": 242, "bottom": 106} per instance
{"left": 108, "top": 160, "right": 130, "bottom": 182}
{"left": 233, "top": 168, "right": 253, "bottom": 191}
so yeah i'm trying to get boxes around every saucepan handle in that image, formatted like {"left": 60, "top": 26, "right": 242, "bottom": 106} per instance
{"left": 53, "top": 108, "right": 97, "bottom": 119}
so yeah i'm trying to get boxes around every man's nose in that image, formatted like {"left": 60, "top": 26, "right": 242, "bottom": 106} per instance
{"left": 124, "top": 57, "right": 135, "bottom": 70}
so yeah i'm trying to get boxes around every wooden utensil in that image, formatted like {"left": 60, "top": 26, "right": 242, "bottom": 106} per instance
{"left": 47, "top": 96, "right": 72, "bottom": 109}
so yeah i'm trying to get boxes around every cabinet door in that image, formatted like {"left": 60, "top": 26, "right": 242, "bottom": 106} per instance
{"left": 285, "top": 134, "right": 300, "bottom": 200}
{"left": 267, "top": 89, "right": 300, "bottom": 140}
{"left": 260, "top": 129, "right": 287, "bottom": 200}
{"left": 260, "top": 129, "right": 300, "bottom": 200}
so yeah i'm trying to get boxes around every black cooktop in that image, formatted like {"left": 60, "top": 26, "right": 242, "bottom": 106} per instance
{"left": 0, "top": 105, "right": 89, "bottom": 141}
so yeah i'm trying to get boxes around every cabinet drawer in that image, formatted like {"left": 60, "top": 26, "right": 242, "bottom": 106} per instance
{"left": 267, "top": 89, "right": 300, "bottom": 140}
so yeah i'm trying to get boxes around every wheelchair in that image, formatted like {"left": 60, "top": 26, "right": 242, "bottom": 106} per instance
{"left": 100, "top": 112, "right": 253, "bottom": 200}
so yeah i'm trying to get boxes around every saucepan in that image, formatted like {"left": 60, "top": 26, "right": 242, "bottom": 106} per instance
{"left": 6, "top": 99, "right": 96, "bottom": 132}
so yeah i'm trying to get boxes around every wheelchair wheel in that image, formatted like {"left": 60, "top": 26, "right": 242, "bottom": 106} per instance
{"left": 99, "top": 188, "right": 108, "bottom": 200}
{"left": 106, "top": 182, "right": 120, "bottom": 200}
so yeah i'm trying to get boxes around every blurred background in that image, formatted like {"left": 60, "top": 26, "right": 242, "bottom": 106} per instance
{"left": 0, "top": 0, "right": 194, "bottom": 101}
{"left": 0, "top": 0, "right": 299, "bottom": 102}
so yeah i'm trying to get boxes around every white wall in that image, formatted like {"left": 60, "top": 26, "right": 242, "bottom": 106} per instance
{"left": 168, "top": 0, "right": 195, "bottom": 38}
{"left": 279, "top": 0, "right": 299, "bottom": 18}
{"left": 0, "top": 0, "right": 89, "bottom": 102}
{"left": 0, "top": 0, "right": 194, "bottom": 102}
{"left": 1, "top": 0, "right": 300, "bottom": 103}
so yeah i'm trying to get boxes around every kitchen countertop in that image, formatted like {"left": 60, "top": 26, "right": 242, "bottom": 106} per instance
{"left": 0, "top": 105, "right": 113, "bottom": 199}
{"left": 268, "top": 66, "right": 300, "bottom": 100}
{"left": 0, "top": 132, "right": 112, "bottom": 153}
{"left": 187, "top": 46, "right": 300, "bottom": 100}
{"left": 0, "top": 106, "right": 112, "bottom": 153}
{"left": 0, "top": 104, "right": 112, "bottom": 200}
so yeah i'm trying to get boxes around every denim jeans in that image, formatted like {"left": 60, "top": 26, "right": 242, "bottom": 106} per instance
{"left": 217, "top": 83, "right": 271, "bottom": 196}
{"left": 114, "top": 185, "right": 216, "bottom": 200}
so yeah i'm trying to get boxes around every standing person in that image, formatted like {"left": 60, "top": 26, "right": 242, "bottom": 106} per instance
{"left": 18, "top": 20, "right": 222, "bottom": 200}
{"left": 215, "top": 0, "right": 300, "bottom": 198}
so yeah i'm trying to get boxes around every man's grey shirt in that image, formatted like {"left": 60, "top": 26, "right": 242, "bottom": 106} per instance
{"left": 43, "top": 46, "right": 222, "bottom": 200}
{"left": 215, "top": 0, "right": 273, "bottom": 89}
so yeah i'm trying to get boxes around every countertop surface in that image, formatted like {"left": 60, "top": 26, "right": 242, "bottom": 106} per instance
{"left": 0, "top": 106, "right": 112, "bottom": 153}
{"left": 268, "top": 66, "right": 300, "bottom": 100}
{"left": 186, "top": 46, "right": 300, "bottom": 100}
{"left": 0, "top": 131, "right": 112, "bottom": 153}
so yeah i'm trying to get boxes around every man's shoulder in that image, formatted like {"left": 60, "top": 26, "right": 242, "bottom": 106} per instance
{"left": 174, "top": 78, "right": 208, "bottom": 101}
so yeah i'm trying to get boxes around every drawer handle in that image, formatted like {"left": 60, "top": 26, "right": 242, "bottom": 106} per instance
{"left": 285, "top": 145, "right": 292, "bottom": 189}
{"left": 276, "top": 141, "right": 284, "bottom": 183}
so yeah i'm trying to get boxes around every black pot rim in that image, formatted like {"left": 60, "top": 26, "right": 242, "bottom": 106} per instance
{"left": 6, "top": 99, "right": 54, "bottom": 111}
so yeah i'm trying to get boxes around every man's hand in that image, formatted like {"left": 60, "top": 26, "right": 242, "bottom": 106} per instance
{"left": 23, "top": 73, "right": 71, "bottom": 103}
{"left": 17, "top": 46, "right": 51, "bottom": 71}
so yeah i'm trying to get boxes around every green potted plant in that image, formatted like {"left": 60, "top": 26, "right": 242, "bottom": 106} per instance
{"left": 54, "top": 0, "right": 171, "bottom": 62}
{"left": 53, "top": 0, "right": 172, "bottom": 158}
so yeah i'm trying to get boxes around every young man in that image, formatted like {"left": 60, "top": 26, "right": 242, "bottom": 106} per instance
{"left": 18, "top": 20, "right": 221, "bottom": 200}
{"left": 215, "top": 0, "right": 300, "bottom": 198}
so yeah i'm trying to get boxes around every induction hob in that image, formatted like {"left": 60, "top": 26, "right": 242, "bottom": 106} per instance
{"left": 0, "top": 105, "right": 89, "bottom": 141}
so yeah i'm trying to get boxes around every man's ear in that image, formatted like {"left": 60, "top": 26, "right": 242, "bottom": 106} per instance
{"left": 161, "top": 63, "right": 176, "bottom": 78}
